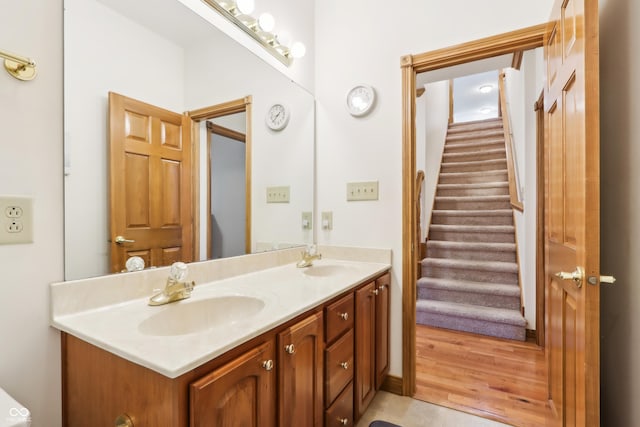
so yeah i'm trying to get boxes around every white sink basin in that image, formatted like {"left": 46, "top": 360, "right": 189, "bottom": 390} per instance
{"left": 138, "top": 295, "right": 265, "bottom": 336}
{"left": 302, "top": 264, "right": 355, "bottom": 277}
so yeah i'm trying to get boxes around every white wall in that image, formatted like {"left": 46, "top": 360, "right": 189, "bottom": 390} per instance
{"left": 420, "top": 81, "right": 451, "bottom": 237}
{"left": 315, "top": 0, "right": 554, "bottom": 377}
{"left": 600, "top": 0, "right": 640, "bottom": 425}
{"left": 64, "top": 0, "right": 185, "bottom": 280}
{"left": 0, "top": 1, "right": 63, "bottom": 425}
{"left": 503, "top": 49, "right": 544, "bottom": 328}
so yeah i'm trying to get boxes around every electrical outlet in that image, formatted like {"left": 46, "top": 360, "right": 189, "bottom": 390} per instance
{"left": 346, "top": 181, "right": 379, "bottom": 201}
{"left": 266, "top": 186, "right": 290, "bottom": 203}
{"left": 0, "top": 196, "right": 33, "bottom": 244}
{"left": 301, "top": 212, "right": 312, "bottom": 230}
{"left": 321, "top": 211, "right": 333, "bottom": 230}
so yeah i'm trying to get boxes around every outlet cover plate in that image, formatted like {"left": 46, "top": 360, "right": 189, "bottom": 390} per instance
{"left": 346, "top": 181, "right": 379, "bottom": 201}
{"left": 301, "top": 212, "right": 312, "bottom": 230}
{"left": 0, "top": 196, "right": 33, "bottom": 244}
{"left": 321, "top": 211, "right": 333, "bottom": 230}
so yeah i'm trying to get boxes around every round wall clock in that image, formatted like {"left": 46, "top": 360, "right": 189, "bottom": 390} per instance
{"left": 346, "top": 85, "right": 376, "bottom": 117}
{"left": 265, "top": 103, "right": 290, "bottom": 131}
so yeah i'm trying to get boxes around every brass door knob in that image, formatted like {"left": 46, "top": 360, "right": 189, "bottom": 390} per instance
{"left": 340, "top": 312, "right": 349, "bottom": 320}
{"left": 115, "top": 414, "right": 134, "bottom": 427}
{"left": 285, "top": 344, "right": 295, "bottom": 354}
{"left": 340, "top": 361, "right": 349, "bottom": 370}
{"left": 339, "top": 417, "right": 349, "bottom": 425}
{"left": 555, "top": 266, "right": 585, "bottom": 288}
{"left": 262, "top": 360, "right": 274, "bottom": 371}
{"left": 114, "top": 235, "right": 135, "bottom": 245}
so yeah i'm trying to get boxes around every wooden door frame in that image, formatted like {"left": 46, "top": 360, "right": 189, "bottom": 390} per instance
{"left": 187, "top": 96, "right": 253, "bottom": 260}
{"left": 400, "top": 24, "right": 547, "bottom": 395}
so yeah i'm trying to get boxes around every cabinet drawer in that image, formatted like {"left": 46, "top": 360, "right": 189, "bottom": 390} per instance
{"left": 325, "top": 293, "right": 354, "bottom": 344}
{"left": 325, "top": 328, "right": 354, "bottom": 406}
{"left": 325, "top": 382, "right": 353, "bottom": 427}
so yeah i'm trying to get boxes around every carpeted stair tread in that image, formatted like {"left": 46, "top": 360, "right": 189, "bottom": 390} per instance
{"left": 422, "top": 257, "right": 518, "bottom": 274}
{"left": 444, "top": 138, "right": 505, "bottom": 151}
{"left": 439, "top": 169, "right": 508, "bottom": 181}
{"left": 442, "top": 148, "right": 506, "bottom": 162}
{"left": 437, "top": 182, "right": 508, "bottom": 190}
{"left": 416, "top": 299, "right": 526, "bottom": 327}
{"left": 429, "top": 223, "right": 514, "bottom": 232}
{"left": 441, "top": 158, "right": 507, "bottom": 169}
{"left": 446, "top": 129, "right": 505, "bottom": 142}
{"left": 427, "top": 240, "right": 516, "bottom": 252}
{"left": 418, "top": 277, "right": 520, "bottom": 297}
{"left": 448, "top": 119, "right": 502, "bottom": 132}
{"left": 434, "top": 195, "right": 510, "bottom": 203}
{"left": 432, "top": 208, "right": 512, "bottom": 217}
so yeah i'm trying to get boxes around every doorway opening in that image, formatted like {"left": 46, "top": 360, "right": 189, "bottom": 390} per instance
{"left": 401, "top": 24, "right": 549, "bottom": 425}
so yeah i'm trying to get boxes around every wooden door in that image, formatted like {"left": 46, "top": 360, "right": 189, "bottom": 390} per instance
{"left": 190, "top": 341, "right": 276, "bottom": 427}
{"left": 374, "top": 273, "right": 390, "bottom": 389}
{"left": 544, "top": 0, "right": 600, "bottom": 425}
{"left": 109, "top": 92, "right": 193, "bottom": 272}
{"left": 278, "top": 313, "right": 324, "bottom": 427}
{"left": 354, "top": 281, "right": 376, "bottom": 419}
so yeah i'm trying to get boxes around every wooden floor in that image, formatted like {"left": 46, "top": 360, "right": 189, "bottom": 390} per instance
{"left": 414, "top": 325, "right": 552, "bottom": 427}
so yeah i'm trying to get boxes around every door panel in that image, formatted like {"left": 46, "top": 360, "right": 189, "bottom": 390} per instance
{"left": 544, "top": 0, "right": 600, "bottom": 425}
{"left": 109, "top": 92, "right": 193, "bottom": 272}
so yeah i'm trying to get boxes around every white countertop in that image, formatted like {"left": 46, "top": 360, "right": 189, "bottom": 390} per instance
{"left": 51, "top": 258, "right": 390, "bottom": 378}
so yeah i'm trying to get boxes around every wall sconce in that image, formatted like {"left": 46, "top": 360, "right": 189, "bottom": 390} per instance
{"left": 1, "top": 48, "right": 37, "bottom": 81}
{"left": 202, "top": 0, "right": 306, "bottom": 66}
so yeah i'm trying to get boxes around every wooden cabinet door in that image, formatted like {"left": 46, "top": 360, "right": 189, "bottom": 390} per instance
{"left": 354, "top": 281, "right": 376, "bottom": 419}
{"left": 278, "top": 312, "right": 324, "bottom": 427}
{"left": 190, "top": 341, "right": 276, "bottom": 427}
{"left": 375, "top": 273, "right": 390, "bottom": 389}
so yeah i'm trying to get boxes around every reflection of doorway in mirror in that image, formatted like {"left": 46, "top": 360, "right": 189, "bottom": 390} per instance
{"left": 207, "top": 114, "right": 247, "bottom": 259}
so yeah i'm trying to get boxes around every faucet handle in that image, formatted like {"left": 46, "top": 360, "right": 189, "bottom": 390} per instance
{"left": 169, "top": 262, "right": 188, "bottom": 281}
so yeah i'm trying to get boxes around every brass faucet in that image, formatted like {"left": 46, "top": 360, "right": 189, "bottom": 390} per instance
{"left": 148, "top": 262, "right": 196, "bottom": 306}
{"left": 296, "top": 245, "right": 322, "bottom": 268}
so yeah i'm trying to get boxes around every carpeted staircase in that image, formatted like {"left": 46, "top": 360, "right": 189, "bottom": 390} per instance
{"left": 416, "top": 118, "right": 527, "bottom": 341}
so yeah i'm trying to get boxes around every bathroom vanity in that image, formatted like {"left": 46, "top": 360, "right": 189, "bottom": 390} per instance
{"left": 51, "top": 250, "right": 391, "bottom": 427}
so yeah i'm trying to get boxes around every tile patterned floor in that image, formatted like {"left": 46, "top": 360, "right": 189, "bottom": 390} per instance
{"left": 356, "top": 391, "right": 511, "bottom": 427}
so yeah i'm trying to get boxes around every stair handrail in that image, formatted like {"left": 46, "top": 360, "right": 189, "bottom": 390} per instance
{"left": 498, "top": 71, "right": 524, "bottom": 212}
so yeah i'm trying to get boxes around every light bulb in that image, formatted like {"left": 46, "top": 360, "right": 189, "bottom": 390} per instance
{"left": 236, "top": 0, "right": 254, "bottom": 14}
{"left": 478, "top": 84, "right": 493, "bottom": 94}
{"left": 277, "top": 31, "right": 292, "bottom": 48}
{"left": 291, "top": 41, "right": 306, "bottom": 59}
{"left": 258, "top": 13, "right": 275, "bottom": 32}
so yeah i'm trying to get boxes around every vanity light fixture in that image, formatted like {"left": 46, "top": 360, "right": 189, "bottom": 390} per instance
{"left": 478, "top": 84, "right": 493, "bottom": 94}
{"left": 202, "top": 0, "right": 306, "bottom": 66}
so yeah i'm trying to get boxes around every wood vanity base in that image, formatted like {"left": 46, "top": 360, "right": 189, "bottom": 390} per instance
{"left": 61, "top": 271, "right": 390, "bottom": 427}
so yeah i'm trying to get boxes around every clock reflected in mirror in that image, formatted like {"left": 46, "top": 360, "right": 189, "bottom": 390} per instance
{"left": 266, "top": 103, "right": 290, "bottom": 131}
{"left": 346, "top": 85, "right": 376, "bottom": 117}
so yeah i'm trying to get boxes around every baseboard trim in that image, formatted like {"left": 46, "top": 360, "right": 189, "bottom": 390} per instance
{"left": 380, "top": 375, "right": 403, "bottom": 395}
{"left": 526, "top": 328, "right": 537, "bottom": 342}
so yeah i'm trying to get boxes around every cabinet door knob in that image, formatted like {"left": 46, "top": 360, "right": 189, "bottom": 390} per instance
{"left": 285, "top": 344, "right": 295, "bottom": 354}
{"left": 379, "top": 284, "right": 387, "bottom": 291}
{"left": 340, "top": 312, "right": 349, "bottom": 320}
{"left": 340, "top": 361, "right": 349, "bottom": 370}
{"left": 371, "top": 288, "right": 379, "bottom": 295}
{"left": 262, "top": 359, "right": 274, "bottom": 371}
{"left": 339, "top": 417, "right": 349, "bottom": 425}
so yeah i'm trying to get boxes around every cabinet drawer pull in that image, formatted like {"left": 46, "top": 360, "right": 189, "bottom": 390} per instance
{"left": 115, "top": 414, "right": 134, "bottom": 427}
{"left": 340, "top": 361, "right": 349, "bottom": 370}
{"left": 339, "top": 417, "right": 349, "bottom": 425}
{"left": 285, "top": 344, "right": 295, "bottom": 354}
{"left": 262, "top": 359, "right": 274, "bottom": 371}
{"left": 371, "top": 288, "right": 379, "bottom": 295}
{"left": 340, "top": 312, "right": 349, "bottom": 320}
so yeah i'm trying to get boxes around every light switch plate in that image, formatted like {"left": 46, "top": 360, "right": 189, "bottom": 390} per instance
{"left": 266, "top": 186, "right": 290, "bottom": 203}
{"left": 0, "top": 196, "right": 33, "bottom": 244}
{"left": 346, "top": 181, "right": 379, "bottom": 201}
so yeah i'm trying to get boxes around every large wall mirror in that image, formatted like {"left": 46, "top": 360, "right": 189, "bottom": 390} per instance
{"left": 64, "top": 0, "right": 315, "bottom": 280}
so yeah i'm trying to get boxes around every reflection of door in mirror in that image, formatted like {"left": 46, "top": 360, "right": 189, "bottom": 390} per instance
{"left": 206, "top": 113, "right": 247, "bottom": 259}
{"left": 108, "top": 92, "right": 193, "bottom": 272}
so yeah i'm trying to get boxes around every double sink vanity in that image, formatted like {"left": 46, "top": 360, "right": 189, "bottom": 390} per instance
{"left": 51, "top": 246, "right": 391, "bottom": 426}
